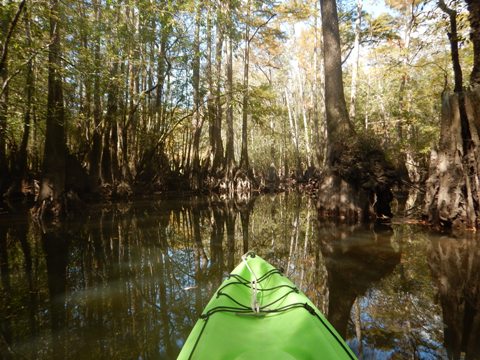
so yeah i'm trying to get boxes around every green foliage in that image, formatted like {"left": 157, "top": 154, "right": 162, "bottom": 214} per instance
{"left": 0, "top": 0, "right": 474, "bottom": 188}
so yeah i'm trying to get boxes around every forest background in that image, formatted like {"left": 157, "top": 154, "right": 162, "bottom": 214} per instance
{"left": 0, "top": 0, "right": 474, "bottom": 219}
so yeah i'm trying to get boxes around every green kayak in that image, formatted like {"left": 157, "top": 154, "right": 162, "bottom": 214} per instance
{"left": 178, "top": 252, "right": 357, "bottom": 359}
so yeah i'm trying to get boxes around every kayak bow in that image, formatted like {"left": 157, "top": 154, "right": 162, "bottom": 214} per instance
{"left": 178, "top": 252, "right": 357, "bottom": 359}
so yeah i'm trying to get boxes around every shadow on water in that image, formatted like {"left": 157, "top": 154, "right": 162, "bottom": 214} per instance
{"left": 0, "top": 194, "right": 479, "bottom": 359}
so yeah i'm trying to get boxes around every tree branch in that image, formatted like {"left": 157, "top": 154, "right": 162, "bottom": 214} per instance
{"left": 125, "top": 83, "right": 161, "bottom": 129}
{"left": 248, "top": 14, "right": 276, "bottom": 44}
{"left": 0, "top": 0, "right": 27, "bottom": 74}
{"left": 438, "top": 0, "right": 463, "bottom": 93}
{"left": 438, "top": 0, "right": 455, "bottom": 18}
{"left": 0, "top": 43, "right": 51, "bottom": 97}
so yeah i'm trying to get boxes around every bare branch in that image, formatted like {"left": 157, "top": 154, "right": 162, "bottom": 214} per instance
{"left": 125, "top": 83, "right": 161, "bottom": 129}
{"left": 248, "top": 14, "right": 276, "bottom": 44}
{"left": 438, "top": 0, "right": 456, "bottom": 18}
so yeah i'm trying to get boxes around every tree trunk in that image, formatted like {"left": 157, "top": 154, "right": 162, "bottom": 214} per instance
{"left": 213, "top": 5, "right": 224, "bottom": 172}
{"left": 207, "top": 11, "right": 214, "bottom": 136}
{"left": 190, "top": 0, "right": 203, "bottom": 190}
{"left": 317, "top": 0, "right": 396, "bottom": 222}
{"left": 312, "top": 2, "right": 324, "bottom": 168}
{"left": 102, "top": 61, "right": 119, "bottom": 185}
{"left": 206, "top": 5, "right": 219, "bottom": 174}
{"left": 395, "top": 2, "right": 416, "bottom": 184}
{"left": 88, "top": 0, "right": 103, "bottom": 192}
{"left": 424, "top": 90, "right": 480, "bottom": 228}
{"left": 466, "top": 0, "right": 480, "bottom": 86}
{"left": 119, "top": 3, "right": 138, "bottom": 183}
{"left": 224, "top": 0, "right": 235, "bottom": 173}
{"left": 124, "top": 59, "right": 135, "bottom": 181}
{"left": 38, "top": 0, "right": 66, "bottom": 208}
{"left": 425, "top": 2, "right": 480, "bottom": 229}
{"left": 299, "top": 78, "right": 312, "bottom": 168}
{"left": 240, "top": 2, "right": 250, "bottom": 172}
{"left": 0, "top": 1, "right": 11, "bottom": 192}
{"left": 285, "top": 88, "right": 301, "bottom": 175}
{"left": 16, "top": 5, "right": 33, "bottom": 181}
{"left": 156, "top": 1, "right": 171, "bottom": 133}
{"left": 320, "top": 0, "right": 354, "bottom": 162}
{"left": 439, "top": 0, "right": 471, "bottom": 146}
{"left": 349, "top": 0, "right": 362, "bottom": 121}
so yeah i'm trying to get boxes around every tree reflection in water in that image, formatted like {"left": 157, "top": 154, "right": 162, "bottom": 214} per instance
{"left": 42, "top": 225, "right": 69, "bottom": 360}
{"left": 319, "top": 224, "right": 401, "bottom": 339}
{"left": 429, "top": 236, "right": 480, "bottom": 360}
{"left": 0, "top": 195, "right": 478, "bottom": 359}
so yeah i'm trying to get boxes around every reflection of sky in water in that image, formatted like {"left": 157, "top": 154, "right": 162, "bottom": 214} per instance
{"left": 0, "top": 194, "right": 477, "bottom": 359}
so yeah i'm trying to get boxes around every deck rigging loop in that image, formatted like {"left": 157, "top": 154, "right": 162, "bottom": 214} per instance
{"left": 241, "top": 251, "right": 261, "bottom": 313}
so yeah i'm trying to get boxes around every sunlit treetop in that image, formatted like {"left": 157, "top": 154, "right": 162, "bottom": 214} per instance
{"left": 385, "top": 0, "right": 428, "bottom": 12}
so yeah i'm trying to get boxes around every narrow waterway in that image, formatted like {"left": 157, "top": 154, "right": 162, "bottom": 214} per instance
{"left": 0, "top": 194, "right": 478, "bottom": 359}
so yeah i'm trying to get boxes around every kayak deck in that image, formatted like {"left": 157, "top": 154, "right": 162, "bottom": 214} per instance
{"left": 178, "top": 252, "right": 357, "bottom": 359}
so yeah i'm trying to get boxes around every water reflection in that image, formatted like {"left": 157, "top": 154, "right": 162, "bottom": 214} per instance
{"left": 319, "top": 224, "right": 401, "bottom": 339}
{"left": 0, "top": 223, "right": 11, "bottom": 358}
{"left": 429, "top": 236, "right": 480, "bottom": 360}
{"left": 0, "top": 195, "right": 478, "bottom": 359}
{"left": 43, "top": 225, "right": 69, "bottom": 360}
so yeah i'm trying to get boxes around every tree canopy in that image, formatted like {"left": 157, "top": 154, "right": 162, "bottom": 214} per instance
{"left": 0, "top": 0, "right": 475, "bottom": 206}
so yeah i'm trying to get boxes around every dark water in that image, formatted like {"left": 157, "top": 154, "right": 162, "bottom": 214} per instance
{"left": 0, "top": 194, "right": 479, "bottom": 359}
